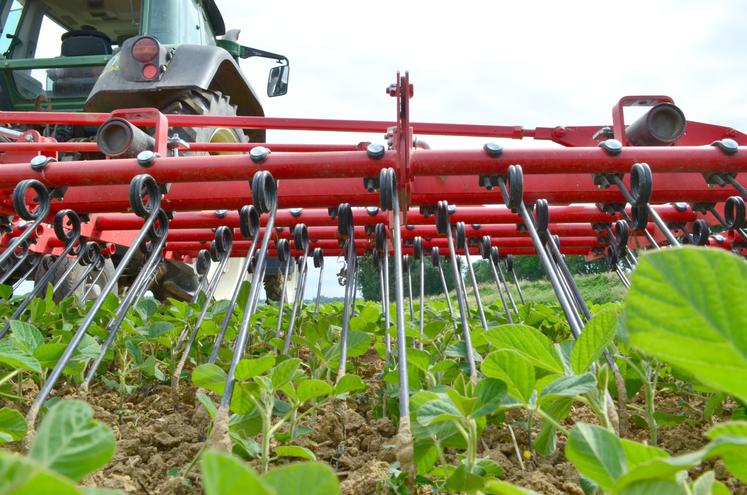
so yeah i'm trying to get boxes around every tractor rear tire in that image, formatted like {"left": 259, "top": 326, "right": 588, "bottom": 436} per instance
{"left": 263, "top": 272, "right": 284, "bottom": 302}
{"left": 34, "top": 256, "right": 116, "bottom": 302}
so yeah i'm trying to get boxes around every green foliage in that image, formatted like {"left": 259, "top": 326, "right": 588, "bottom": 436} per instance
{"left": 357, "top": 253, "right": 458, "bottom": 301}
{"left": 0, "top": 408, "right": 26, "bottom": 443}
{"left": 625, "top": 247, "right": 747, "bottom": 401}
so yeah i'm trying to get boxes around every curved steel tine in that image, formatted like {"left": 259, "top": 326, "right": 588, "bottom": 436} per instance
{"left": 313, "top": 248, "right": 324, "bottom": 316}
{"left": 172, "top": 226, "right": 233, "bottom": 392}
{"left": 273, "top": 239, "right": 292, "bottom": 339}
{"left": 432, "top": 247, "right": 455, "bottom": 323}
{"left": 375, "top": 224, "right": 392, "bottom": 366}
{"left": 457, "top": 224, "right": 488, "bottom": 329}
{"left": 505, "top": 255, "right": 525, "bottom": 306}
{"left": 26, "top": 174, "right": 162, "bottom": 430}
{"left": 481, "top": 241, "right": 513, "bottom": 323}
{"left": 82, "top": 210, "right": 171, "bottom": 392}
{"left": 11, "top": 254, "right": 42, "bottom": 291}
{"left": 0, "top": 210, "right": 83, "bottom": 339}
{"left": 61, "top": 244, "right": 101, "bottom": 299}
{"left": 336, "top": 204, "right": 357, "bottom": 379}
{"left": 208, "top": 205, "right": 261, "bottom": 364}
{"left": 0, "top": 240, "right": 32, "bottom": 285}
{"left": 415, "top": 238, "right": 425, "bottom": 350}
{"left": 0, "top": 180, "right": 51, "bottom": 267}
{"left": 282, "top": 252, "right": 310, "bottom": 354}
{"left": 215, "top": 171, "right": 278, "bottom": 434}
{"left": 81, "top": 256, "right": 108, "bottom": 300}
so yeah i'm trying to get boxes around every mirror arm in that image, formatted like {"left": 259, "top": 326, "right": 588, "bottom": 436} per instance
{"left": 240, "top": 45, "right": 288, "bottom": 64}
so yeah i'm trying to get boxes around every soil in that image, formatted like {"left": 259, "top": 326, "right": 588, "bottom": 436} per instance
{"left": 2, "top": 361, "right": 746, "bottom": 494}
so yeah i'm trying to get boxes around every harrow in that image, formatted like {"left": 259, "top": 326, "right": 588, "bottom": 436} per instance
{"left": 2, "top": 72, "right": 747, "bottom": 449}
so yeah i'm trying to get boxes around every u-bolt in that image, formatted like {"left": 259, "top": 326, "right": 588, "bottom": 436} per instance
{"left": 479, "top": 237, "right": 513, "bottom": 323}
{"left": 27, "top": 174, "right": 163, "bottom": 430}
{"left": 455, "top": 222, "right": 488, "bottom": 329}
{"left": 282, "top": 223, "right": 310, "bottom": 354}
{"left": 430, "top": 246, "right": 455, "bottom": 322}
{"left": 0, "top": 180, "right": 51, "bottom": 267}
{"left": 375, "top": 223, "right": 392, "bottom": 363}
{"left": 0, "top": 209, "right": 83, "bottom": 339}
{"left": 413, "top": 237, "right": 425, "bottom": 349}
{"left": 379, "top": 167, "right": 411, "bottom": 419}
{"left": 436, "top": 200, "right": 477, "bottom": 382}
{"left": 82, "top": 209, "right": 170, "bottom": 392}
{"left": 313, "top": 247, "right": 324, "bottom": 316}
{"left": 336, "top": 203, "right": 357, "bottom": 379}
{"left": 724, "top": 196, "right": 747, "bottom": 242}
{"left": 273, "top": 238, "right": 292, "bottom": 339}
{"left": 172, "top": 226, "right": 233, "bottom": 391}
{"left": 209, "top": 204, "right": 261, "bottom": 363}
{"left": 219, "top": 171, "right": 277, "bottom": 413}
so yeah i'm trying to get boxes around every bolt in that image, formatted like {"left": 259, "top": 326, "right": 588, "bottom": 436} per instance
{"left": 30, "top": 155, "right": 52, "bottom": 171}
{"left": 215, "top": 209, "right": 227, "bottom": 218}
{"left": 711, "top": 138, "right": 739, "bottom": 155}
{"left": 483, "top": 142, "right": 503, "bottom": 158}
{"left": 250, "top": 146, "right": 270, "bottom": 163}
{"left": 136, "top": 150, "right": 157, "bottom": 167}
{"left": 599, "top": 139, "right": 623, "bottom": 156}
{"left": 366, "top": 143, "right": 385, "bottom": 160}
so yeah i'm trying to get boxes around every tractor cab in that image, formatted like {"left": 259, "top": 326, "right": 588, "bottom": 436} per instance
{"left": 0, "top": 0, "right": 289, "bottom": 114}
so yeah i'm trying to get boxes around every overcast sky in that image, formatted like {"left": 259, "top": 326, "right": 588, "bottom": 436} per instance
{"left": 213, "top": 0, "right": 746, "bottom": 298}
{"left": 215, "top": 0, "right": 746, "bottom": 298}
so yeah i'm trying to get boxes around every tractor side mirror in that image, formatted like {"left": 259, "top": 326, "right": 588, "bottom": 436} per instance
{"left": 267, "top": 64, "right": 289, "bottom": 97}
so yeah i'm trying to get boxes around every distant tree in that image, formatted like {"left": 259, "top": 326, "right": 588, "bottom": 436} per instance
{"left": 357, "top": 253, "right": 459, "bottom": 302}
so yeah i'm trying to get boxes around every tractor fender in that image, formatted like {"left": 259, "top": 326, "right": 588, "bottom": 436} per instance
{"left": 85, "top": 44, "right": 265, "bottom": 141}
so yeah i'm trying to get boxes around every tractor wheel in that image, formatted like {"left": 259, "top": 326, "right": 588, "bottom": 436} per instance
{"left": 147, "top": 90, "right": 248, "bottom": 301}
{"left": 34, "top": 255, "right": 116, "bottom": 302}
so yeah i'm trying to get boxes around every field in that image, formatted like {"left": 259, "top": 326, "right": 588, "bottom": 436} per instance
{"left": 1, "top": 247, "right": 746, "bottom": 494}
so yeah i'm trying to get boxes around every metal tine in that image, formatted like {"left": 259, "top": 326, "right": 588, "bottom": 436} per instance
{"left": 0, "top": 180, "right": 51, "bottom": 267}
{"left": 312, "top": 248, "right": 324, "bottom": 316}
{"left": 11, "top": 254, "right": 41, "bottom": 292}
{"left": 0, "top": 240, "right": 32, "bottom": 285}
{"left": 172, "top": 226, "right": 233, "bottom": 392}
{"left": 610, "top": 163, "right": 680, "bottom": 247}
{"left": 190, "top": 248, "right": 213, "bottom": 304}
{"left": 336, "top": 203, "right": 357, "bottom": 379}
{"left": 51, "top": 243, "right": 96, "bottom": 296}
{"left": 0, "top": 209, "right": 84, "bottom": 339}
{"left": 621, "top": 207, "right": 660, "bottom": 250}
{"left": 455, "top": 222, "right": 488, "bottom": 329}
{"left": 436, "top": 200, "right": 477, "bottom": 383}
{"left": 380, "top": 167, "right": 412, "bottom": 420}
{"left": 273, "top": 238, "right": 292, "bottom": 339}
{"left": 214, "top": 171, "right": 278, "bottom": 440}
{"left": 60, "top": 243, "right": 101, "bottom": 299}
{"left": 208, "top": 204, "right": 260, "bottom": 363}
{"left": 81, "top": 252, "right": 112, "bottom": 300}
{"left": 478, "top": 237, "right": 513, "bottom": 323}
{"left": 26, "top": 174, "right": 163, "bottom": 431}
{"left": 413, "top": 237, "right": 425, "bottom": 350}
{"left": 431, "top": 247, "right": 455, "bottom": 323}
{"left": 403, "top": 255, "right": 415, "bottom": 323}
{"left": 282, "top": 223, "right": 310, "bottom": 354}
{"left": 723, "top": 196, "right": 747, "bottom": 242}
{"left": 374, "top": 224, "right": 392, "bottom": 364}
{"left": 455, "top": 256, "right": 472, "bottom": 320}
{"left": 505, "top": 255, "right": 525, "bottom": 306}
{"left": 81, "top": 210, "right": 171, "bottom": 393}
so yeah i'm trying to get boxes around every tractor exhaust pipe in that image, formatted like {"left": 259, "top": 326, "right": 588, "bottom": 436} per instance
{"left": 96, "top": 117, "right": 155, "bottom": 158}
{"left": 625, "top": 103, "right": 686, "bottom": 146}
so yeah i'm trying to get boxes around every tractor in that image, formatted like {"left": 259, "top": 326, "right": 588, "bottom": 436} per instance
{"left": 0, "top": 0, "right": 290, "bottom": 301}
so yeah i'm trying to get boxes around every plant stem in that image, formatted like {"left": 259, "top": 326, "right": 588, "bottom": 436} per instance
{"left": 535, "top": 407, "right": 571, "bottom": 436}
{"left": 0, "top": 369, "right": 20, "bottom": 387}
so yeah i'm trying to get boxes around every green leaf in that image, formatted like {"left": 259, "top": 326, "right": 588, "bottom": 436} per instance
{"left": 345, "top": 331, "right": 372, "bottom": 358}
{"left": 486, "top": 324, "right": 564, "bottom": 373}
{"left": 472, "top": 379, "right": 507, "bottom": 418}
{"left": 619, "top": 479, "right": 685, "bottom": 495}
{"left": 705, "top": 421, "right": 747, "bottom": 482}
{"left": 201, "top": 449, "right": 273, "bottom": 495}
{"left": 0, "top": 284, "right": 12, "bottom": 300}
{"left": 482, "top": 350, "right": 535, "bottom": 403}
{"left": 0, "top": 341, "right": 41, "bottom": 374}
{"left": 274, "top": 445, "right": 316, "bottom": 460}
{"left": 196, "top": 392, "right": 217, "bottom": 420}
{"left": 192, "top": 364, "right": 227, "bottom": 395}
{"left": 30, "top": 400, "right": 115, "bottom": 482}
{"left": 692, "top": 471, "right": 730, "bottom": 495}
{"left": 0, "top": 450, "right": 82, "bottom": 495}
{"left": 9, "top": 321, "right": 43, "bottom": 354}
{"left": 447, "top": 388, "right": 477, "bottom": 417}
{"left": 541, "top": 372, "right": 596, "bottom": 398}
{"left": 624, "top": 248, "right": 747, "bottom": 401}
{"left": 147, "top": 321, "right": 174, "bottom": 338}
{"left": 565, "top": 423, "right": 626, "bottom": 491}
{"left": 0, "top": 407, "right": 27, "bottom": 442}
{"left": 445, "top": 463, "right": 484, "bottom": 492}
{"left": 34, "top": 343, "right": 66, "bottom": 370}
{"left": 333, "top": 375, "right": 367, "bottom": 397}
{"left": 416, "top": 398, "right": 462, "bottom": 426}
{"left": 271, "top": 358, "right": 301, "bottom": 389}
{"left": 572, "top": 307, "right": 619, "bottom": 374}
{"left": 535, "top": 397, "right": 572, "bottom": 456}
{"left": 296, "top": 379, "right": 333, "bottom": 403}
{"left": 81, "top": 489, "right": 126, "bottom": 495}
{"left": 235, "top": 355, "right": 276, "bottom": 381}
{"left": 485, "top": 479, "right": 541, "bottom": 494}
{"left": 262, "top": 462, "right": 340, "bottom": 495}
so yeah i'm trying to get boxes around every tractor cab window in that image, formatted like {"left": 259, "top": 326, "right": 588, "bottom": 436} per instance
{"left": 2, "top": 0, "right": 140, "bottom": 103}
{"left": 145, "top": 0, "right": 215, "bottom": 46}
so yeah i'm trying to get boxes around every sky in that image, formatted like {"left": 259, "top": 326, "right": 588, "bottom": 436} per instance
{"left": 212, "top": 0, "right": 747, "bottom": 298}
